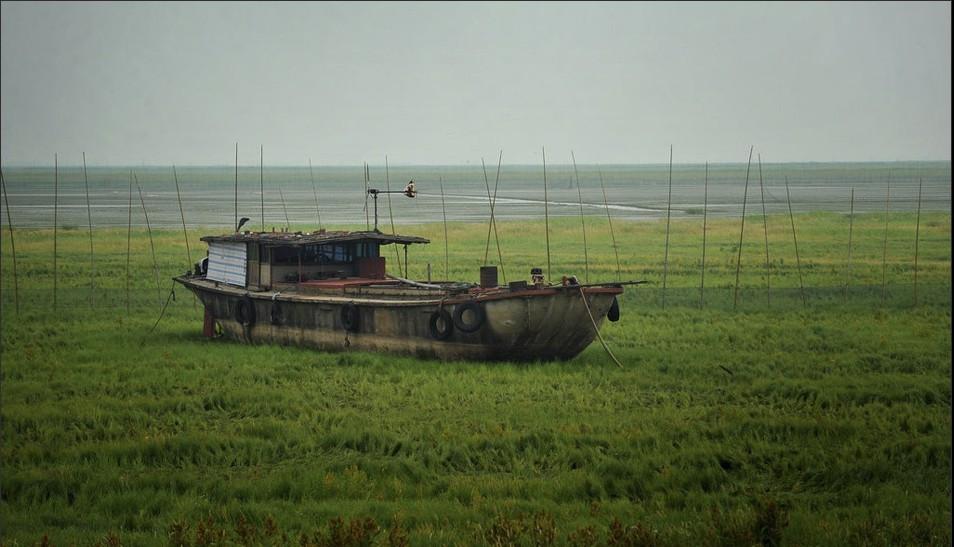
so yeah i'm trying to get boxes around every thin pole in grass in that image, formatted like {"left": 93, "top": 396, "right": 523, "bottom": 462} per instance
{"left": 784, "top": 177, "right": 806, "bottom": 307}
{"left": 384, "top": 156, "right": 403, "bottom": 277}
{"left": 53, "top": 153, "right": 58, "bottom": 311}
{"left": 0, "top": 168, "right": 20, "bottom": 315}
{"left": 757, "top": 154, "right": 771, "bottom": 307}
{"left": 844, "top": 187, "right": 855, "bottom": 302}
{"left": 135, "top": 174, "right": 162, "bottom": 309}
{"left": 913, "top": 177, "right": 923, "bottom": 306}
{"left": 598, "top": 168, "right": 621, "bottom": 281}
{"left": 234, "top": 142, "right": 238, "bottom": 232}
{"left": 125, "top": 171, "right": 133, "bottom": 314}
{"left": 173, "top": 165, "right": 196, "bottom": 310}
{"left": 363, "top": 163, "right": 370, "bottom": 231}
{"left": 542, "top": 146, "right": 552, "bottom": 277}
{"left": 480, "top": 157, "right": 492, "bottom": 274}
{"left": 881, "top": 176, "right": 891, "bottom": 305}
{"left": 308, "top": 158, "right": 323, "bottom": 231}
{"left": 733, "top": 146, "right": 755, "bottom": 311}
{"left": 260, "top": 145, "right": 265, "bottom": 231}
{"left": 173, "top": 166, "right": 192, "bottom": 265}
{"left": 700, "top": 161, "right": 709, "bottom": 308}
{"left": 278, "top": 186, "right": 290, "bottom": 230}
{"left": 662, "top": 145, "right": 673, "bottom": 308}
{"left": 82, "top": 153, "right": 95, "bottom": 306}
{"left": 571, "top": 150, "right": 589, "bottom": 284}
{"left": 440, "top": 176, "right": 449, "bottom": 280}
{"left": 481, "top": 152, "right": 506, "bottom": 284}
{"left": 492, "top": 153, "right": 506, "bottom": 285}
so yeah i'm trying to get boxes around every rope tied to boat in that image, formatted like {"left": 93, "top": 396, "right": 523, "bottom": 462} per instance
{"left": 147, "top": 281, "right": 177, "bottom": 335}
{"left": 577, "top": 286, "right": 623, "bottom": 368}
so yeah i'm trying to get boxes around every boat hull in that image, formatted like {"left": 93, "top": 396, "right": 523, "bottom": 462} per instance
{"left": 175, "top": 276, "right": 622, "bottom": 362}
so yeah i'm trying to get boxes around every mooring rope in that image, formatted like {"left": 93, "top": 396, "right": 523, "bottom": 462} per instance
{"left": 147, "top": 282, "right": 177, "bottom": 335}
{"left": 577, "top": 287, "right": 622, "bottom": 368}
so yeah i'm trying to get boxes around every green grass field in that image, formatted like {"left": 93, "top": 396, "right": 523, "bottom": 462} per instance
{"left": 1, "top": 211, "right": 951, "bottom": 546}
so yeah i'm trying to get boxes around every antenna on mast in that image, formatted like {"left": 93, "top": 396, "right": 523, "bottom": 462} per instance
{"left": 367, "top": 180, "right": 416, "bottom": 232}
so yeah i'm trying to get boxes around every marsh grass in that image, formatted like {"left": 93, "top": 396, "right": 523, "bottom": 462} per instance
{"left": 0, "top": 213, "right": 950, "bottom": 545}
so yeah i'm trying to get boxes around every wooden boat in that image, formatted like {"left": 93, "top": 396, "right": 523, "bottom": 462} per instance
{"left": 175, "top": 192, "right": 627, "bottom": 362}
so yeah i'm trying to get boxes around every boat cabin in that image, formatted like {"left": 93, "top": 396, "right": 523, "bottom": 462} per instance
{"left": 199, "top": 230, "right": 429, "bottom": 291}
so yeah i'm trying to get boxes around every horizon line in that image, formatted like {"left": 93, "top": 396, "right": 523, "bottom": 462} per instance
{"left": 1, "top": 159, "right": 951, "bottom": 169}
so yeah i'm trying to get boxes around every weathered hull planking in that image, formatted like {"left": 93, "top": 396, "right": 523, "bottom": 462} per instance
{"left": 175, "top": 276, "right": 621, "bottom": 361}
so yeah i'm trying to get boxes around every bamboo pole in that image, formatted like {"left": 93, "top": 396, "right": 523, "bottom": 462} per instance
{"left": 661, "top": 145, "right": 673, "bottom": 307}
{"left": 881, "top": 178, "right": 891, "bottom": 305}
{"left": 440, "top": 177, "right": 449, "bottom": 280}
{"left": 260, "top": 145, "right": 265, "bottom": 230}
{"left": 480, "top": 157, "right": 492, "bottom": 272}
{"left": 173, "top": 165, "right": 196, "bottom": 309}
{"left": 53, "top": 153, "right": 58, "bottom": 310}
{"left": 0, "top": 168, "right": 20, "bottom": 315}
{"left": 126, "top": 171, "right": 133, "bottom": 314}
{"left": 733, "top": 146, "right": 755, "bottom": 310}
{"left": 913, "top": 177, "right": 923, "bottom": 306}
{"left": 173, "top": 166, "right": 192, "bottom": 265}
{"left": 491, "top": 153, "right": 505, "bottom": 284}
{"left": 542, "top": 146, "right": 551, "bottom": 277}
{"left": 598, "top": 168, "right": 621, "bottom": 281}
{"left": 480, "top": 153, "right": 506, "bottom": 283}
{"left": 278, "top": 186, "right": 290, "bottom": 230}
{"left": 571, "top": 151, "right": 589, "bottom": 284}
{"left": 844, "top": 187, "right": 855, "bottom": 302}
{"left": 784, "top": 177, "right": 805, "bottom": 307}
{"left": 384, "top": 156, "right": 403, "bottom": 277}
{"left": 308, "top": 158, "right": 323, "bottom": 230}
{"left": 82, "top": 153, "right": 95, "bottom": 305}
{"left": 700, "top": 161, "right": 708, "bottom": 308}
{"left": 136, "top": 175, "right": 162, "bottom": 309}
{"left": 364, "top": 163, "right": 370, "bottom": 230}
{"left": 757, "top": 154, "right": 770, "bottom": 307}
{"left": 234, "top": 142, "right": 238, "bottom": 231}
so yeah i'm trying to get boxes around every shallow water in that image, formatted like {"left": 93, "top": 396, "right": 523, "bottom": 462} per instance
{"left": 1, "top": 161, "right": 950, "bottom": 229}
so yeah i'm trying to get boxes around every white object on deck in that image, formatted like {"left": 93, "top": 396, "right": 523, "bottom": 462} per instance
{"left": 206, "top": 241, "right": 247, "bottom": 286}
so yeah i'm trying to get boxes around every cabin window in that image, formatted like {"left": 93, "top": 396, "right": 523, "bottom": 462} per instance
{"left": 354, "top": 242, "right": 379, "bottom": 259}
{"left": 266, "top": 243, "right": 382, "bottom": 265}
{"left": 311, "top": 244, "right": 350, "bottom": 264}
{"left": 270, "top": 246, "right": 301, "bottom": 265}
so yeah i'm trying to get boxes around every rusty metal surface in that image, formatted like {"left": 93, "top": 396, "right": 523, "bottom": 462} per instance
{"left": 200, "top": 230, "right": 429, "bottom": 246}
{"left": 176, "top": 275, "right": 622, "bottom": 362}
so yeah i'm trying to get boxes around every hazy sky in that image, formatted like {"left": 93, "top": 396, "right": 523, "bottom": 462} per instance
{"left": 1, "top": 1, "right": 950, "bottom": 166}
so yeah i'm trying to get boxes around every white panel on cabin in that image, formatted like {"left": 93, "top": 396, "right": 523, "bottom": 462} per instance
{"left": 206, "top": 242, "right": 247, "bottom": 286}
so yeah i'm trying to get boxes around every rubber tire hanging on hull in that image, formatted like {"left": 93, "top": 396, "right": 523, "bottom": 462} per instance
{"left": 270, "top": 301, "right": 283, "bottom": 325}
{"left": 608, "top": 297, "right": 620, "bottom": 322}
{"left": 453, "top": 301, "right": 485, "bottom": 333}
{"left": 235, "top": 295, "right": 256, "bottom": 327}
{"left": 428, "top": 309, "right": 454, "bottom": 340}
{"left": 341, "top": 303, "right": 360, "bottom": 332}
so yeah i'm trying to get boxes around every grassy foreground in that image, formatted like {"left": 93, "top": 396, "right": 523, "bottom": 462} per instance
{"left": 1, "top": 212, "right": 951, "bottom": 546}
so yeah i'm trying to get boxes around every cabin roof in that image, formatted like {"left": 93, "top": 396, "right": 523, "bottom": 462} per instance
{"left": 200, "top": 230, "right": 430, "bottom": 246}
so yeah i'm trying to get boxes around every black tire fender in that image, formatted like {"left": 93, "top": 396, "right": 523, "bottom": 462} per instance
{"left": 270, "top": 300, "right": 283, "bottom": 325}
{"left": 453, "top": 301, "right": 485, "bottom": 333}
{"left": 340, "top": 303, "right": 360, "bottom": 332}
{"left": 235, "top": 295, "right": 256, "bottom": 327}
{"left": 428, "top": 309, "right": 454, "bottom": 340}
{"left": 608, "top": 297, "right": 620, "bottom": 322}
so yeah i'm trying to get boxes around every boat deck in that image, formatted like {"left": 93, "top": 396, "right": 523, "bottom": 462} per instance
{"left": 299, "top": 278, "right": 402, "bottom": 290}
